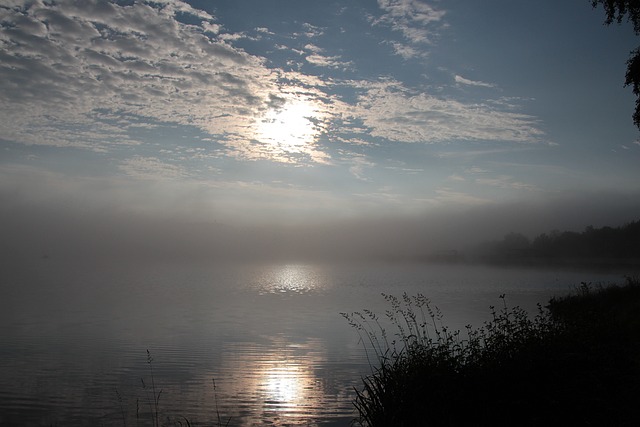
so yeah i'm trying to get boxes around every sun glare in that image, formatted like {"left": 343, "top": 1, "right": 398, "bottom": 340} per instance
{"left": 264, "top": 364, "right": 305, "bottom": 406}
{"left": 215, "top": 338, "right": 330, "bottom": 423}
{"left": 256, "top": 99, "right": 322, "bottom": 153}
{"left": 250, "top": 264, "right": 325, "bottom": 295}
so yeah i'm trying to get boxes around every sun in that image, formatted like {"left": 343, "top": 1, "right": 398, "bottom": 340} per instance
{"left": 256, "top": 99, "right": 320, "bottom": 152}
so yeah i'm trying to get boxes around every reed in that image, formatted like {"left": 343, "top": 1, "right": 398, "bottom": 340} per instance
{"left": 112, "top": 350, "right": 230, "bottom": 426}
{"left": 343, "top": 278, "right": 640, "bottom": 426}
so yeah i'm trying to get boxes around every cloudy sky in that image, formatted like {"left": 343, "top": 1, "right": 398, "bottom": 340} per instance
{"left": 2, "top": 0, "right": 640, "bottom": 261}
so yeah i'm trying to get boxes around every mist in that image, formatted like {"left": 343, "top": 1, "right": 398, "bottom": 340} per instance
{"left": 3, "top": 174, "right": 640, "bottom": 272}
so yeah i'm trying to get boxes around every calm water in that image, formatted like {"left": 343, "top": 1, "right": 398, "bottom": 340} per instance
{"left": 0, "top": 261, "right": 630, "bottom": 426}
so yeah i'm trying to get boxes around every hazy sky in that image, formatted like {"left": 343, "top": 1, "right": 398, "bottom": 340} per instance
{"left": 2, "top": 0, "right": 640, "bottom": 261}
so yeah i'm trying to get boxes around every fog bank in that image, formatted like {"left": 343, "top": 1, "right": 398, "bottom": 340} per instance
{"left": 2, "top": 182, "right": 639, "bottom": 272}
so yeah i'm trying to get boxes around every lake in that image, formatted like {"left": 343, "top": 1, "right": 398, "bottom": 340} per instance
{"left": 0, "top": 260, "right": 631, "bottom": 426}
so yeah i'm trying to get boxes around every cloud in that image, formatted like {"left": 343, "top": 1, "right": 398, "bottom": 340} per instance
{"left": 386, "top": 40, "right": 424, "bottom": 59}
{"left": 119, "top": 156, "right": 187, "bottom": 180}
{"left": 462, "top": 167, "right": 538, "bottom": 192}
{"left": 467, "top": 167, "right": 490, "bottom": 174}
{"left": 302, "top": 44, "right": 354, "bottom": 69}
{"left": 447, "top": 174, "right": 466, "bottom": 182}
{"left": 455, "top": 75, "right": 496, "bottom": 88}
{"left": 374, "top": 0, "right": 446, "bottom": 44}
{"left": 343, "top": 79, "right": 545, "bottom": 143}
{"left": 347, "top": 154, "right": 376, "bottom": 181}
{"left": 0, "top": 0, "right": 341, "bottom": 164}
{"left": 305, "top": 54, "right": 354, "bottom": 70}
{"left": 0, "top": 0, "right": 547, "bottom": 169}
{"left": 384, "top": 163, "right": 424, "bottom": 174}
{"left": 304, "top": 43, "right": 324, "bottom": 54}
{"left": 437, "top": 147, "right": 536, "bottom": 159}
{"left": 299, "top": 23, "right": 325, "bottom": 38}
{"left": 276, "top": 44, "right": 305, "bottom": 56}
{"left": 475, "top": 175, "right": 538, "bottom": 191}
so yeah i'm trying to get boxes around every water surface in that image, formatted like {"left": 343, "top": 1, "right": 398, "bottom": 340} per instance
{"left": 0, "top": 261, "right": 629, "bottom": 426}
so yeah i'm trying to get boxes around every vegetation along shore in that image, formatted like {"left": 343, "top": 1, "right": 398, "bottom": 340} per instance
{"left": 343, "top": 277, "right": 640, "bottom": 426}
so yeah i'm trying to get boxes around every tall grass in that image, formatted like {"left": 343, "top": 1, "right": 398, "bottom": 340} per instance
{"left": 112, "top": 350, "right": 230, "bottom": 427}
{"left": 143, "top": 349, "right": 162, "bottom": 427}
{"left": 343, "top": 278, "right": 640, "bottom": 426}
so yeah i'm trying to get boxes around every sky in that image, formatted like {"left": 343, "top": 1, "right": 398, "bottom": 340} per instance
{"left": 2, "top": 0, "right": 640, "bottom": 263}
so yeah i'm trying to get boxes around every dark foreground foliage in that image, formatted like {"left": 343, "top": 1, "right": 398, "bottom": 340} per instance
{"left": 342, "top": 277, "right": 640, "bottom": 426}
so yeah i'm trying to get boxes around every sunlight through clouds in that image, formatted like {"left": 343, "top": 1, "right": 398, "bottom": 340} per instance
{"left": 1, "top": 0, "right": 638, "bottom": 226}
{"left": 0, "top": 0, "right": 547, "bottom": 165}
{"left": 255, "top": 97, "right": 327, "bottom": 160}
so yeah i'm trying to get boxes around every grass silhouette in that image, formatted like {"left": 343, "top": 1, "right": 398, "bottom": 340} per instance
{"left": 343, "top": 277, "right": 640, "bottom": 426}
{"left": 112, "top": 350, "right": 230, "bottom": 427}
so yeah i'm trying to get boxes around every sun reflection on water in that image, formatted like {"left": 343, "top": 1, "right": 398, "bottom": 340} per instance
{"left": 211, "top": 337, "right": 354, "bottom": 426}
{"left": 250, "top": 264, "right": 327, "bottom": 295}
{"left": 263, "top": 363, "right": 310, "bottom": 409}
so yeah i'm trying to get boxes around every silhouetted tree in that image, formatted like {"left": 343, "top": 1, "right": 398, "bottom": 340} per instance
{"left": 592, "top": 0, "right": 640, "bottom": 128}
{"left": 501, "top": 232, "right": 530, "bottom": 255}
{"left": 477, "top": 220, "right": 640, "bottom": 264}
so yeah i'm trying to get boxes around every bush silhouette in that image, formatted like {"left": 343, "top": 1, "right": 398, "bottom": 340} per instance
{"left": 343, "top": 278, "right": 640, "bottom": 426}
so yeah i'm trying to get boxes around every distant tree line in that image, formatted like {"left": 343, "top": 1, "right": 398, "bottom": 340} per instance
{"left": 475, "top": 220, "right": 640, "bottom": 266}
